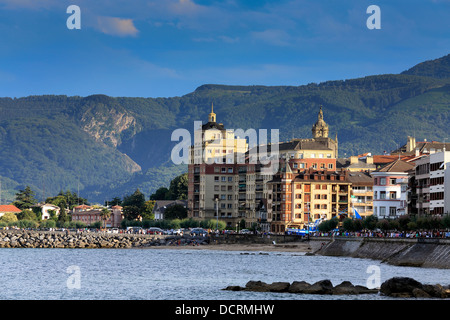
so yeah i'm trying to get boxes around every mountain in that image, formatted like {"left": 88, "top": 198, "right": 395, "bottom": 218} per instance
{"left": 401, "top": 54, "right": 450, "bottom": 79}
{"left": 0, "top": 54, "right": 449, "bottom": 204}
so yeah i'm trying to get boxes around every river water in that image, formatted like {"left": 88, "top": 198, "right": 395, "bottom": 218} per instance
{"left": 1, "top": 247, "right": 448, "bottom": 300}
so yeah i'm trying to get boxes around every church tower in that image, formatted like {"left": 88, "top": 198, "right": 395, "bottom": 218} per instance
{"left": 208, "top": 103, "right": 216, "bottom": 123}
{"left": 312, "top": 106, "right": 329, "bottom": 138}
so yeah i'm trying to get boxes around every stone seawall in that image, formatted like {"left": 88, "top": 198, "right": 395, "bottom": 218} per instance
{"left": 312, "top": 237, "right": 450, "bottom": 269}
{"left": 0, "top": 230, "right": 172, "bottom": 249}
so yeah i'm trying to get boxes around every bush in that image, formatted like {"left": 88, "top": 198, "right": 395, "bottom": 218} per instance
{"left": 318, "top": 217, "right": 339, "bottom": 232}
{"left": 40, "top": 220, "right": 56, "bottom": 229}
{"left": 363, "top": 215, "right": 378, "bottom": 230}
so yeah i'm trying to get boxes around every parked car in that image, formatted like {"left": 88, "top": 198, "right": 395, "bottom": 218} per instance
{"left": 239, "top": 229, "right": 252, "bottom": 234}
{"left": 190, "top": 228, "right": 208, "bottom": 236}
{"left": 147, "top": 227, "right": 165, "bottom": 235}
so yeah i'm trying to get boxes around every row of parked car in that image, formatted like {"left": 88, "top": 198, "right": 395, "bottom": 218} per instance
{"left": 125, "top": 227, "right": 209, "bottom": 236}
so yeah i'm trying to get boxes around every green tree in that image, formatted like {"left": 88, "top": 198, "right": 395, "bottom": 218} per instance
{"left": 100, "top": 208, "right": 111, "bottom": 228}
{"left": 13, "top": 186, "right": 37, "bottom": 210}
{"left": 0, "top": 212, "right": 18, "bottom": 223}
{"left": 17, "top": 209, "right": 38, "bottom": 221}
{"left": 150, "top": 187, "right": 170, "bottom": 200}
{"left": 167, "top": 173, "right": 188, "bottom": 200}
{"left": 122, "top": 189, "right": 146, "bottom": 220}
{"left": 363, "top": 215, "right": 378, "bottom": 230}
{"left": 164, "top": 204, "right": 188, "bottom": 220}
{"left": 141, "top": 200, "right": 155, "bottom": 220}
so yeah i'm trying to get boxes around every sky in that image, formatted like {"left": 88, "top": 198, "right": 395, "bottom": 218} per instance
{"left": 0, "top": 0, "right": 449, "bottom": 98}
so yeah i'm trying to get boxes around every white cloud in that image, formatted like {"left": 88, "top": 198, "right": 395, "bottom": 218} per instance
{"left": 96, "top": 16, "right": 139, "bottom": 37}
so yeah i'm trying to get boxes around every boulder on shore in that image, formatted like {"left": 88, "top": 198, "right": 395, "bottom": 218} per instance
{"left": 380, "top": 277, "right": 450, "bottom": 298}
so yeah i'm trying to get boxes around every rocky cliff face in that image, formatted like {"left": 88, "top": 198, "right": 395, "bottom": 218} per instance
{"left": 81, "top": 108, "right": 139, "bottom": 148}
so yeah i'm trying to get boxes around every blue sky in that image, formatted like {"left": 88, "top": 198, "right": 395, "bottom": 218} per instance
{"left": 0, "top": 0, "right": 449, "bottom": 98}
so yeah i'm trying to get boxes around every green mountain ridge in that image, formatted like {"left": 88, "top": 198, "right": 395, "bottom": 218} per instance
{"left": 0, "top": 54, "right": 449, "bottom": 204}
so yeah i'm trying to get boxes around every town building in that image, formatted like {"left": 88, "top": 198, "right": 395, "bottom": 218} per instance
{"left": 187, "top": 105, "right": 341, "bottom": 230}
{"left": 348, "top": 172, "right": 374, "bottom": 218}
{"left": 372, "top": 159, "right": 415, "bottom": 219}
{"left": 267, "top": 163, "right": 352, "bottom": 233}
{"left": 412, "top": 151, "right": 450, "bottom": 216}
{"left": 70, "top": 204, "right": 118, "bottom": 227}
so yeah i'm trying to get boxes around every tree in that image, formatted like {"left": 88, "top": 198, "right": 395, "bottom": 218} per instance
{"left": 122, "top": 189, "right": 146, "bottom": 220}
{"left": 57, "top": 207, "right": 70, "bottom": 226}
{"left": 167, "top": 173, "right": 188, "bottom": 200}
{"left": 13, "top": 186, "right": 37, "bottom": 210}
{"left": 164, "top": 204, "right": 188, "bottom": 220}
{"left": 0, "top": 212, "right": 18, "bottom": 223}
{"left": 150, "top": 187, "right": 170, "bottom": 200}
{"left": 106, "top": 196, "right": 122, "bottom": 207}
{"left": 141, "top": 200, "right": 155, "bottom": 220}
{"left": 363, "top": 215, "right": 378, "bottom": 230}
{"left": 100, "top": 208, "right": 111, "bottom": 228}
{"left": 17, "top": 209, "right": 38, "bottom": 221}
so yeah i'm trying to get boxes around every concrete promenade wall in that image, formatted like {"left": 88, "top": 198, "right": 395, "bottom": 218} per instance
{"left": 311, "top": 237, "right": 450, "bottom": 269}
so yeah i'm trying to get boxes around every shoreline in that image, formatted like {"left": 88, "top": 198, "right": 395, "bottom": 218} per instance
{"left": 147, "top": 243, "right": 312, "bottom": 253}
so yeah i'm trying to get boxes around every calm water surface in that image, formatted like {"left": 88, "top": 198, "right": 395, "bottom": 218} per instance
{"left": 1, "top": 248, "right": 449, "bottom": 300}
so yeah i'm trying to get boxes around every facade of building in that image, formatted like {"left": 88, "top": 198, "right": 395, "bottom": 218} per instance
{"left": 372, "top": 159, "right": 414, "bottom": 219}
{"left": 413, "top": 151, "right": 450, "bottom": 216}
{"left": 348, "top": 172, "right": 374, "bottom": 218}
{"left": 187, "top": 106, "right": 341, "bottom": 230}
{"left": 267, "top": 164, "right": 352, "bottom": 233}
{"left": 70, "top": 205, "right": 119, "bottom": 227}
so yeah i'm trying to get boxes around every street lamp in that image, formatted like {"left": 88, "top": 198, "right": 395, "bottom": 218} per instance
{"left": 215, "top": 197, "right": 219, "bottom": 232}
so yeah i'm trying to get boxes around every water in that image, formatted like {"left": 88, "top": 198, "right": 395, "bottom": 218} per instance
{"left": 1, "top": 247, "right": 449, "bottom": 300}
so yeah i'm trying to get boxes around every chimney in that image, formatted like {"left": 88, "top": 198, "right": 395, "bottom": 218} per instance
{"left": 350, "top": 156, "right": 358, "bottom": 164}
{"left": 366, "top": 156, "right": 373, "bottom": 164}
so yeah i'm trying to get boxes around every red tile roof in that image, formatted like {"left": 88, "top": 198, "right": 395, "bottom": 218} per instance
{"left": 0, "top": 205, "right": 22, "bottom": 213}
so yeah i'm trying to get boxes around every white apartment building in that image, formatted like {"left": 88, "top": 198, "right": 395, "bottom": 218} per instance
{"left": 372, "top": 159, "right": 414, "bottom": 219}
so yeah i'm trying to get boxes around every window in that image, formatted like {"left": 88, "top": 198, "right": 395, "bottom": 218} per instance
{"left": 221, "top": 176, "right": 226, "bottom": 182}
{"left": 214, "top": 185, "right": 219, "bottom": 191}
{"left": 328, "top": 163, "right": 333, "bottom": 169}
{"left": 390, "top": 178, "right": 396, "bottom": 185}
{"left": 389, "top": 207, "right": 396, "bottom": 216}
{"left": 389, "top": 191, "right": 397, "bottom": 199}
{"left": 310, "top": 154, "right": 315, "bottom": 158}
{"left": 379, "top": 207, "right": 386, "bottom": 216}
{"left": 319, "top": 154, "right": 324, "bottom": 158}
{"left": 380, "top": 191, "right": 386, "bottom": 199}
{"left": 214, "top": 176, "right": 219, "bottom": 181}
{"left": 221, "top": 167, "right": 226, "bottom": 173}
{"left": 227, "top": 195, "right": 232, "bottom": 200}
{"left": 228, "top": 177, "right": 233, "bottom": 182}
{"left": 380, "top": 178, "right": 386, "bottom": 185}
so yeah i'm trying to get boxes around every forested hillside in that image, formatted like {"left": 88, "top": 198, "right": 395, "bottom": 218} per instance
{"left": 0, "top": 54, "right": 449, "bottom": 203}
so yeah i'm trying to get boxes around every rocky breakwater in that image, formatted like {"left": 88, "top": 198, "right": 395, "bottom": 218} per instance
{"left": 0, "top": 230, "right": 168, "bottom": 249}
{"left": 224, "top": 277, "right": 450, "bottom": 298}
{"left": 223, "top": 279, "right": 378, "bottom": 295}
